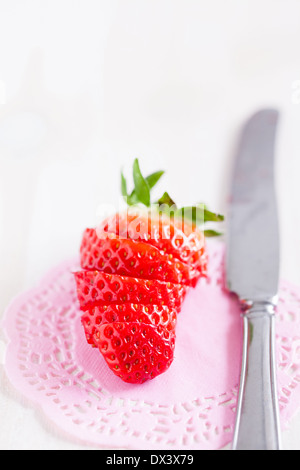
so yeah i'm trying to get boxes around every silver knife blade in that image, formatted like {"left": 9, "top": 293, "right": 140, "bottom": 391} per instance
{"left": 226, "top": 109, "right": 282, "bottom": 450}
{"left": 226, "top": 108, "right": 280, "bottom": 302}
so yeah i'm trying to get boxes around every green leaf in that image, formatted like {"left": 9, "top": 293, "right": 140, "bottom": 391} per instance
{"left": 121, "top": 161, "right": 164, "bottom": 208}
{"left": 128, "top": 169, "right": 164, "bottom": 205}
{"left": 203, "top": 229, "right": 223, "bottom": 237}
{"left": 203, "top": 209, "right": 224, "bottom": 223}
{"left": 176, "top": 205, "right": 224, "bottom": 225}
{"left": 132, "top": 158, "right": 151, "bottom": 207}
{"left": 157, "top": 191, "right": 177, "bottom": 208}
{"left": 121, "top": 171, "right": 135, "bottom": 205}
{"left": 175, "top": 205, "right": 205, "bottom": 225}
{"left": 121, "top": 171, "right": 128, "bottom": 199}
{"left": 145, "top": 170, "right": 164, "bottom": 189}
{"left": 120, "top": 160, "right": 224, "bottom": 237}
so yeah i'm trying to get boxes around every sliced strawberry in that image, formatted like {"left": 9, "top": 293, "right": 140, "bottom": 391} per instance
{"left": 74, "top": 159, "right": 223, "bottom": 384}
{"left": 81, "top": 303, "right": 177, "bottom": 347}
{"left": 98, "top": 210, "right": 207, "bottom": 277}
{"left": 94, "top": 321, "right": 175, "bottom": 383}
{"left": 74, "top": 270, "right": 187, "bottom": 311}
{"left": 80, "top": 228, "right": 199, "bottom": 286}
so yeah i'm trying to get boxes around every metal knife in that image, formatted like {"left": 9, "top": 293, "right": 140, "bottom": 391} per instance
{"left": 226, "top": 109, "right": 282, "bottom": 450}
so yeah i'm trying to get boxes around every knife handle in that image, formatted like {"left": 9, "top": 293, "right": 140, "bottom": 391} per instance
{"left": 232, "top": 300, "right": 282, "bottom": 450}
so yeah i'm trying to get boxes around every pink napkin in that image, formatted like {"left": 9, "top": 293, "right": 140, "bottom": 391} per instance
{"left": 2, "top": 240, "right": 300, "bottom": 450}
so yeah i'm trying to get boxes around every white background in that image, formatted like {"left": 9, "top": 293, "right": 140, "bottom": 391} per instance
{"left": 0, "top": 0, "right": 300, "bottom": 450}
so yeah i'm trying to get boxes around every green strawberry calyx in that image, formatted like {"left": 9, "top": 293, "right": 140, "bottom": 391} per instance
{"left": 121, "top": 158, "right": 224, "bottom": 237}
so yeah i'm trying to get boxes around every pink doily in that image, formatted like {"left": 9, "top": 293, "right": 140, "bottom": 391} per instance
{"left": 2, "top": 241, "right": 300, "bottom": 450}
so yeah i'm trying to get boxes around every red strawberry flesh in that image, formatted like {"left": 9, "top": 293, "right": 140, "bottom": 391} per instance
{"left": 80, "top": 228, "right": 199, "bottom": 286}
{"left": 81, "top": 303, "right": 177, "bottom": 347}
{"left": 75, "top": 201, "right": 210, "bottom": 383}
{"left": 74, "top": 270, "right": 187, "bottom": 311}
{"left": 94, "top": 321, "right": 175, "bottom": 384}
{"left": 98, "top": 210, "right": 207, "bottom": 276}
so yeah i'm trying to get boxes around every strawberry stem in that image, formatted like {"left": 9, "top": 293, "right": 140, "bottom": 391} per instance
{"left": 121, "top": 159, "right": 224, "bottom": 236}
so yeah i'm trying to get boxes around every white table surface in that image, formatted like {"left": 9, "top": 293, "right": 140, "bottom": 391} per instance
{"left": 0, "top": 0, "right": 300, "bottom": 450}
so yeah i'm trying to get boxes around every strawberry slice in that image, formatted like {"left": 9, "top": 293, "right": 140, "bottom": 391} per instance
{"left": 80, "top": 228, "right": 199, "bottom": 286}
{"left": 81, "top": 303, "right": 177, "bottom": 347}
{"left": 94, "top": 321, "right": 175, "bottom": 383}
{"left": 98, "top": 210, "right": 207, "bottom": 277}
{"left": 74, "top": 270, "right": 187, "bottom": 311}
